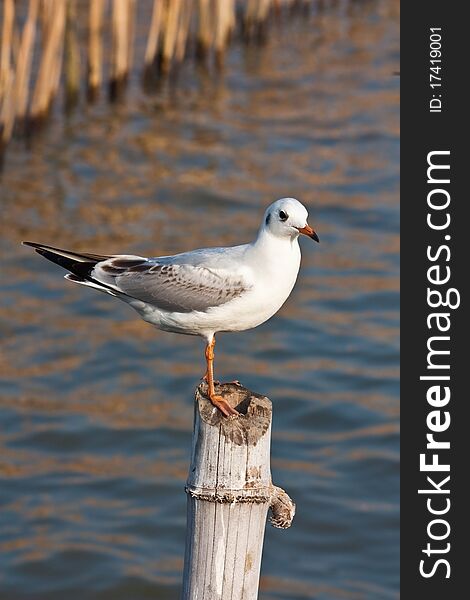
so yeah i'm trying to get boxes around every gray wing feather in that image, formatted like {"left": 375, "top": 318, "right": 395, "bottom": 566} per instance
{"left": 95, "top": 258, "right": 250, "bottom": 313}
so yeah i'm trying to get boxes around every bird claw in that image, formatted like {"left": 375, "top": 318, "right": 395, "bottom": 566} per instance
{"left": 209, "top": 394, "right": 239, "bottom": 418}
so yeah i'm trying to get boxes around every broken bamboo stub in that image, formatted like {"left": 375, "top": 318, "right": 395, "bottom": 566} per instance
{"left": 182, "top": 382, "right": 295, "bottom": 600}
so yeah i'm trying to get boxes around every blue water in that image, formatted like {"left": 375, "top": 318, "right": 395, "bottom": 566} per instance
{"left": 0, "top": 2, "right": 399, "bottom": 598}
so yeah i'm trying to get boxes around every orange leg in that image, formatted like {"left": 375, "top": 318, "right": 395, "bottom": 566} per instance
{"left": 204, "top": 337, "right": 238, "bottom": 417}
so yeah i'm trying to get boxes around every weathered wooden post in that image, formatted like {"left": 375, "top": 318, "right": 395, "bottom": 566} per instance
{"left": 182, "top": 382, "right": 295, "bottom": 600}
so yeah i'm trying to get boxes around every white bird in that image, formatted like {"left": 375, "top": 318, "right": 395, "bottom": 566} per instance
{"left": 23, "top": 198, "right": 319, "bottom": 417}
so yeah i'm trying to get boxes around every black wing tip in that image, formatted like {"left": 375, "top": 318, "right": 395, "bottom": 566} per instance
{"left": 22, "top": 241, "right": 111, "bottom": 263}
{"left": 21, "top": 242, "right": 97, "bottom": 280}
{"left": 22, "top": 241, "right": 50, "bottom": 257}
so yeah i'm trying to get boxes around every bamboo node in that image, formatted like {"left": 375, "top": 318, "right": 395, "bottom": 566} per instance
{"left": 184, "top": 485, "right": 271, "bottom": 504}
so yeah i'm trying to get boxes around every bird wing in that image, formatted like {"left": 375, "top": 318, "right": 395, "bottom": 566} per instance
{"left": 94, "top": 256, "right": 251, "bottom": 313}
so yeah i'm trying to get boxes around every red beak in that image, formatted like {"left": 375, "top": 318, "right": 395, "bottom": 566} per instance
{"left": 297, "top": 224, "right": 319, "bottom": 242}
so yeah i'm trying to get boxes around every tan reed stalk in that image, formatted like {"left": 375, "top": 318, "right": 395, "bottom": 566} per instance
{"left": 196, "top": 0, "right": 213, "bottom": 61}
{"left": 40, "top": 0, "right": 55, "bottom": 47}
{"left": 87, "top": 0, "right": 104, "bottom": 101}
{"left": 244, "top": 0, "right": 272, "bottom": 42}
{"left": 10, "top": 0, "right": 39, "bottom": 129}
{"left": 271, "top": 0, "right": 282, "bottom": 21}
{"left": 214, "top": 0, "right": 235, "bottom": 68}
{"left": 144, "top": 0, "right": 164, "bottom": 71}
{"left": 0, "top": 0, "right": 15, "bottom": 153}
{"left": 110, "top": 0, "right": 129, "bottom": 99}
{"left": 127, "top": 0, "right": 136, "bottom": 76}
{"left": 64, "top": 0, "right": 80, "bottom": 109}
{"left": 30, "top": 0, "right": 65, "bottom": 124}
{"left": 243, "top": 0, "right": 256, "bottom": 40}
{"left": 260, "top": 0, "right": 273, "bottom": 22}
{"left": 175, "top": 0, "right": 193, "bottom": 65}
{"left": 48, "top": 0, "right": 66, "bottom": 114}
{"left": 227, "top": 0, "right": 237, "bottom": 42}
{"left": 214, "top": 0, "right": 224, "bottom": 67}
{"left": 156, "top": 0, "right": 170, "bottom": 71}
{"left": 0, "top": 0, "right": 15, "bottom": 99}
{"left": 161, "top": 0, "right": 183, "bottom": 74}
{"left": 9, "top": 14, "right": 21, "bottom": 68}
{"left": 227, "top": 0, "right": 236, "bottom": 48}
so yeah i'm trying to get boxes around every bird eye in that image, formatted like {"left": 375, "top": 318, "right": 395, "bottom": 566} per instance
{"left": 279, "top": 210, "right": 288, "bottom": 221}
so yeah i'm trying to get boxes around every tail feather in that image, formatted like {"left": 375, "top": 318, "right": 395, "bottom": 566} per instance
{"left": 64, "top": 273, "right": 118, "bottom": 296}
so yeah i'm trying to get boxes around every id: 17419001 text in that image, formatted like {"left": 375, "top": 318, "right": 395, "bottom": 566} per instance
{"left": 429, "top": 27, "right": 442, "bottom": 113}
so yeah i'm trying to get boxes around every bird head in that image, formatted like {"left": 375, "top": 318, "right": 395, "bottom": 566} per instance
{"left": 262, "top": 198, "right": 319, "bottom": 242}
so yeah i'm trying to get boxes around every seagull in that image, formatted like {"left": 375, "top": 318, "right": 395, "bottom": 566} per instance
{"left": 23, "top": 197, "right": 319, "bottom": 417}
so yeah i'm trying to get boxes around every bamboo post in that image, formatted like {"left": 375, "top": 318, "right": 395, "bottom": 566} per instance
{"left": 183, "top": 383, "right": 295, "bottom": 600}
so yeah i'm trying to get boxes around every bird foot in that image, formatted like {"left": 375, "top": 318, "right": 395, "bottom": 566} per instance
{"left": 209, "top": 394, "right": 239, "bottom": 418}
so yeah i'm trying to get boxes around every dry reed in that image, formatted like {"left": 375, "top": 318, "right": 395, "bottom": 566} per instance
{"left": 30, "top": 0, "right": 66, "bottom": 124}
{"left": 144, "top": 0, "right": 164, "bottom": 72}
{"left": 214, "top": 0, "right": 236, "bottom": 67}
{"left": 196, "top": 0, "right": 213, "bottom": 61}
{"left": 0, "top": 0, "right": 310, "bottom": 162}
{"left": 110, "top": 0, "right": 130, "bottom": 100}
{"left": 64, "top": 0, "right": 80, "bottom": 109}
{"left": 87, "top": 0, "right": 105, "bottom": 101}
{"left": 0, "top": 0, "right": 15, "bottom": 151}
{"left": 175, "top": 0, "right": 193, "bottom": 65}
{"left": 244, "top": 0, "right": 272, "bottom": 41}
{"left": 160, "top": 0, "right": 183, "bottom": 75}
{"left": 127, "top": 0, "right": 136, "bottom": 75}
{"left": 6, "top": 0, "right": 38, "bottom": 138}
{"left": 0, "top": 0, "right": 15, "bottom": 99}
